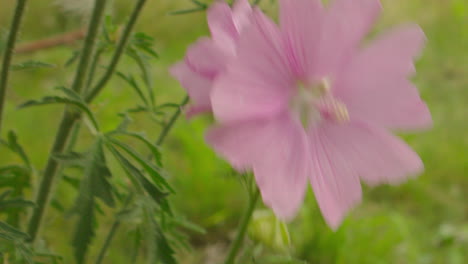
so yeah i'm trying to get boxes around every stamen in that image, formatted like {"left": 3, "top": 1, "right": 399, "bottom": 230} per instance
{"left": 332, "top": 101, "right": 350, "bottom": 122}
{"left": 314, "top": 78, "right": 331, "bottom": 96}
{"left": 290, "top": 77, "right": 349, "bottom": 129}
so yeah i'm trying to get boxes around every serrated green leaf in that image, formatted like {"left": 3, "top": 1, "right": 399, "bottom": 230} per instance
{"left": 71, "top": 139, "right": 115, "bottom": 264}
{"left": 53, "top": 152, "right": 86, "bottom": 167}
{"left": 0, "top": 198, "right": 35, "bottom": 210}
{"left": 86, "top": 140, "right": 115, "bottom": 207}
{"left": 108, "top": 138, "right": 172, "bottom": 192}
{"left": 131, "top": 32, "right": 159, "bottom": 59}
{"left": 106, "top": 145, "right": 168, "bottom": 210}
{"left": 109, "top": 131, "right": 163, "bottom": 166}
{"left": 143, "top": 205, "right": 176, "bottom": 264}
{"left": 72, "top": 198, "right": 95, "bottom": 264}
{"left": 10, "top": 60, "right": 55, "bottom": 71}
{"left": 125, "top": 48, "right": 155, "bottom": 107}
{"left": 18, "top": 96, "right": 100, "bottom": 131}
{"left": 0, "top": 131, "right": 31, "bottom": 168}
{"left": 0, "top": 221, "right": 30, "bottom": 240}
{"left": 116, "top": 71, "right": 149, "bottom": 107}
{"left": 54, "top": 86, "right": 82, "bottom": 101}
{"left": 171, "top": 217, "right": 206, "bottom": 235}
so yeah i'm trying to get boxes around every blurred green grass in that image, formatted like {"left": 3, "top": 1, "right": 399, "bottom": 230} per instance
{"left": 1, "top": 0, "right": 467, "bottom": 263}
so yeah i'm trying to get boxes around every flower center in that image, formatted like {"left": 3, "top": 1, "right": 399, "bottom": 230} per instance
{"left": 289, "top": 78, "right": 349, "bottom": 129}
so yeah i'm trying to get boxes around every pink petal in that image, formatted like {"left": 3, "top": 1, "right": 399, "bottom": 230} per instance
{"left": 308, "top": 123, "right": 362, "bottom": 229}
{"left": 279, "top": 0, "right": 323, "bottom": 78}
{"left": 185, "top": 104, "right": 212, "bottom": 119}
{"left": 206, "top": 113, "right": 309, "bottom": 220}
{"left": 334, "top": 25, "right": 431, "bottom": 130}
{"left": 232, "top": 0, "right": 252, "bottom": 31}
{"left": 169, "top": 62, "right": 212, "bottom": 110}
{"left": 185, "top": 37, "right": 230, "bottom": 78}
{"left": 207, "top": 1, "right": 238, "bottom": 53}
{"left": 316, "top": 0, "right": 381, "bottom": 76}
{"left": 211, "top": 9, "right": 292, "bottom": 123}
{"left": 309, "top": 121, "right": 424, "bottom": 229}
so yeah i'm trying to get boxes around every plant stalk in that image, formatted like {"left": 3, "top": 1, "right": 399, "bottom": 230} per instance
{"left": 224, "top": 188, "right": 260, "bottom": 264}
{"left": 85, "top": 0, "right": 148, "bottom": 103}
{"left": 27, "top": 0, "right": 108, "bottom": 242}
{"left": 0, "top": 0, "right": 28, "bottom": 134}
{"left": 94, "top": 215, "right": 121, "bottom": 264}
{"left": 156, "top": 95, "right": 189, "bottom": 145}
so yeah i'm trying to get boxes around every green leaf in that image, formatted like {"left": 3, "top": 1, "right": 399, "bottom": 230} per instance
{"left": 0, "top": 198, "right": 35, "bottom": 210}
{"left": 71, "top": 138, "right": 115, "bottom": 264}
{"left": 169, "top": 7, "right": 206, "bottom": 15}
{"left": 171, "top": 216, "right": 206, "bottom": 235}
{"left": 116, "top": 71, "right": 149, "bottom": 107}
{"left": 63, "top": 175, "right": 81, "bottom": 189}
{"left": 18, "top": 94, "right": 99, "bottom": 131}
{"left": 131, "top": 32, "right": 159, "bottom": 59}
{"left": 10, "top": 60, "right": 55, "bottom": 71}
{"left": 0, "top": 131, "right": 31, "bottom": 168}
{"left": 72, "top": 198, "right": 95, "bottom": 264}
{"left": 0, "top": 221, "right": 30, "bottom": 240}
{"left": 0, "top": 190, "right": 13, "bottom": 201}
{"left": 65, "top": 51, "right": 80, "bottom": 67}
{"left": 55, "top": 86, "right": 83, "bottom": 101}
{"left": 0, "top": 165, "right": 31, "bottom": 189}
{"left": 143, "top": 205, "right": 176, "bottom": 264}
{"left": 125, "top": 48, "right": 155, "bottom": 107}
{"left": 52, "top": 152, "right": 86, "bottom": 168}
{"left": 108, "top": 138, "right": 172, "bottom": 192}
{"left": 106, "top": 145, "right": 168, "bottom": 210}
{"left": 109, "top": 131, "right": 163, "bottom": 166}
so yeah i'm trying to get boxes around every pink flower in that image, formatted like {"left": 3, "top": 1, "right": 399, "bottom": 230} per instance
{"left": 170, "top": 0, "right": 252, "bottom": 117}
{"left": 207, "top": 0, "right": 432, "bottom": 229}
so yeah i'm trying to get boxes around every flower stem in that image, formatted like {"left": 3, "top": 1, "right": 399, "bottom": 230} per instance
{"left": 224, "top": 188, "right": 260, "bottom": 264}
{"left": 95, "top": 220, "right": 120, "bottom": 264}
{"left": 85, "top": 0, "right": 148, "bottom": 103}
{"left": 27, "top": 0, "right": 108, "bottom": 242}
{"left": 156, "top": 95, "right": 189, "bottom": 145}
{"left": 0, "top": 0, "right": 28, "bottom": 134}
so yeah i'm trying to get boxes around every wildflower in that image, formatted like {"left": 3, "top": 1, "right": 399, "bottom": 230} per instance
{"left": 170, "top": 0, "right": 253, "bottom": 117}
{"left": 207, "top": 0, "right": 432, "bottom": 229}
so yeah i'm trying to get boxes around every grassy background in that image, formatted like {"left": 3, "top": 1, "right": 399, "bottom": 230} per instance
{"left": 1, "top": 0, "right": 467, "bottom": 263}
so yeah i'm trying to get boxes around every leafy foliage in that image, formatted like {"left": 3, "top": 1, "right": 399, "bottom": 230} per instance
{"left": 10, "top": 60, "right": 55, "bottom": 71}
{"left": 0, "top": 221, "right": 34, "bottom": 264}
{"left": 65, "top": 138, "right": 115, "bottom": 264}
{"left": 18, "top": 87, "right": 100, "bottom": 131}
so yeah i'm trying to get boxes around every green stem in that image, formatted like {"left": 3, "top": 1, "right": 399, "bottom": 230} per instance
{"left": 85, "top": 0, "right": 148, "bottom": 103}
{"left": 0, "top": 0, "right": 28, "bottom": 134}
{"left": 27, "top": 0, "right": 108, "bottom": 242}
{"left": 156, "top": 95, "right": 189, "bottom": 145}
{"left": 85, "top": 47, "right": 105, "bottom": 93}
{"left": 224, "top": 188, "right": 260, "bottom": 264}
{"left": 95, "top": 220, "right": 120, "bottom": 264}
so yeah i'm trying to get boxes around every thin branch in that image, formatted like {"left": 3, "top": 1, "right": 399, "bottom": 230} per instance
{"left": 14, "top": 29, "right": 86, "bottom": 54}
{"left": 0, "top": 0, "right": 28, "bottom": 134}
